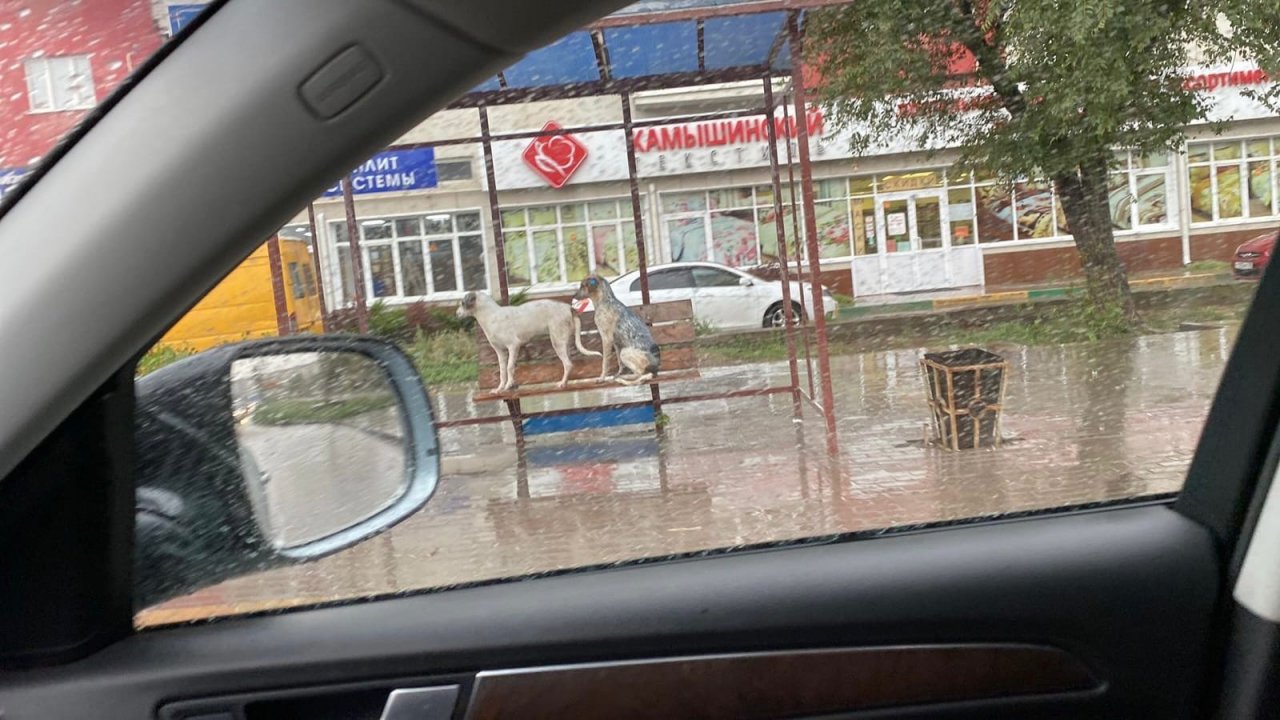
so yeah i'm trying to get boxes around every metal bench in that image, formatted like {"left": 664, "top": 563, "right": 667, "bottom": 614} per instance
{"left": 472, "top": 299, "right": 700, "bottom": 436}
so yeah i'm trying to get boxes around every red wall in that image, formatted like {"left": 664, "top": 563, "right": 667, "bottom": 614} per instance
{"left": 0, "top": 0, "right": 163, "bottom": 168}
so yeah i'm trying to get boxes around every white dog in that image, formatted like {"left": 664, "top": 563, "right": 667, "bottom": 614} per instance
{"left": 457, "top": 291, "right": 601, "bottom": 392}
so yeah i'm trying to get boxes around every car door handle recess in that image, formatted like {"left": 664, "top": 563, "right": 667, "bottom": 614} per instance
{"left": 381, "top": 685, "right": 460, "bottom": 720}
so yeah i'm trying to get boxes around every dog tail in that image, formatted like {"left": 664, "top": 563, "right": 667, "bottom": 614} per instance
{"left": 572, "top": 312, "right": 603, "bottom": 357}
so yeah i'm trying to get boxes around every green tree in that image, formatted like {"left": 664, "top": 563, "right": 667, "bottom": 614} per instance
{"left": 805, "top": 0, "right": 1233, "bottom": 324}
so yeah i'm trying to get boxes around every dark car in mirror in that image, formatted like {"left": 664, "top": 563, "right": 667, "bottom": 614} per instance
{"left": 133, "top": 336, "right": 439, "bottom": 609}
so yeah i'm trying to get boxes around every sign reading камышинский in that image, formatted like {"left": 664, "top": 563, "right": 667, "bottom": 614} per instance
{"left": 324, "top": 148, "right": 438, "bottom": 197}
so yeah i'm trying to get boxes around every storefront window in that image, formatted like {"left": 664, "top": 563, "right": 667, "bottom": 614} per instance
{"left": 663, "top": 184, "right": 857, "bottom": 266}
{"left": 429, "top": 239, "right": 457, "bottom": 293}
{"left": 667, "top": 216, "right": 708, "bottom": 262}
{"left": 1188, "top": 137, "right": 1279, "bottom": 224}
{"left": 851, "top": 196, "right": 877, "bottom": 255}
{"left": 501, "top": 198, "right": 641, "bottom": 286}
{"left": 504, "top": 232, "right": 531, "bottom": 286}
{"left": 1134, "top": 160, "right": 1169, "bottom": 227}
{"left": 331, "top": 209, "right": 488, "bottom": 302}
{"left": 916, "top": 196, "right": 944, "bottom": 250}
{"left": 1108, "top": 172, "right": 1133, "bottom": 231}
{"left": 1189, "top": 165, "right": 1213, "bottom": 223}
{"left": 882, "top": 198, "right": 911, "bottom": 252}
{"left": 815, "top": 198, "right": 852, "bottom": 258}
{"left": 1015, "top": 181, "right": 1058, "bottom": 238}
{"left": 709, "top": 209, "right": 759, "bottom": 266}
{"left": 975, "top": 183, "right": 1016, "bottom": 243}
{"left": 400, "top": 240, "right": 427, "bottom": 296}
{"left": 367, "top": 245, "right": 397, "bottom": 298}
{"left": 1217, "top": 165, "right": 1244, "bottom": 219}
{"left": 947, "top": 188, "right": 976, "bottom": 246}
{"left": 755, "top": 201, "right": 795, "bottom": 261}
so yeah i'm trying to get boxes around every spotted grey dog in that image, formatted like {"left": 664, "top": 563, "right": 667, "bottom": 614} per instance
{"left": 457, "top": 291, "right": 600, "bottom": 392}
{"left": 572, "top": 275, "right": 660, "bottom": 386}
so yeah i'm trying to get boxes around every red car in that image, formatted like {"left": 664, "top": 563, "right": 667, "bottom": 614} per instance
{"left": 1233, "top": 230, "right": 1278, "bottom": 279}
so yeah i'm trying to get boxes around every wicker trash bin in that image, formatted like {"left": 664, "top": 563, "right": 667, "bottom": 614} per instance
{"left": 921, "top": 348, "right": 1008, "bottom": 450}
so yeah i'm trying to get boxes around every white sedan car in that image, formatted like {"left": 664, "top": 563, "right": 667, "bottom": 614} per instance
{"left": 594, "top": 262, "right": 839, "bottom": 330}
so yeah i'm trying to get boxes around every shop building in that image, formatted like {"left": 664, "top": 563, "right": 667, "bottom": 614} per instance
{"left": 0, "top": 0, "right": 168, "bottom": 193}
{"left": 293, "top": 63, "right": 1278, "bottom": 307}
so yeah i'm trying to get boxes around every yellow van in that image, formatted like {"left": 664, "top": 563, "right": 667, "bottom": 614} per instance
{"left": 158, "top": 237, "right": 324, "bottom": 352}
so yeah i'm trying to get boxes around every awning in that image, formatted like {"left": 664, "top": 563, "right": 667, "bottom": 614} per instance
{"left": 453, "top": 0, "right": 840, "bottom": 107}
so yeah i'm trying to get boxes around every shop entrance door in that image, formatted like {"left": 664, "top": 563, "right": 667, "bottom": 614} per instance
{"left": 851, "top": 190, "right": 983, "bottom": 296}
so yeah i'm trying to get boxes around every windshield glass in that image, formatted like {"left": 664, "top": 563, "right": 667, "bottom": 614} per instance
{"left": 6, "top": 1, "right": 1277, "bottom": 627}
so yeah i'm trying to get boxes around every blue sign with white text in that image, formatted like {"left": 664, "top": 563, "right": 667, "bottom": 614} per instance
{"left": 167, "top": 4, "right": 207, "bottom": 34}
{"left": 0, "top": 168, "right": 28, "bottom": 199}
{"left": 324, "top": 148, "right": 438, "bottom": 197}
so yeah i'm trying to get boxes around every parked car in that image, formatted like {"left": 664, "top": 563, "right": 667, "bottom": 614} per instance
{"left": 577, "top": 262, "right": 839, "bottom": 330}
{"left": 1232, "top": 229, "right": 1278, "bottom": 280}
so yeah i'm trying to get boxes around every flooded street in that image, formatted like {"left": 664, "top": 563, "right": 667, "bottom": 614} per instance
{"left": 144, "top": 326, "right": 1236, "bottom": 623}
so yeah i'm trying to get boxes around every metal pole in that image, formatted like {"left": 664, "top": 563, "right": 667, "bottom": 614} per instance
{"left": 763, "top": 76, "right": 804, "bottom": 421}
{"left": 479, "top": 105, "right": 527, "bottom": 462}
{"left": 781, "top": 90, "right": 816, "bottom": 401}
{"left": 306, "top": 203, "right": 329, "bottom": 329}
{"left": 622, "top": 95, "right": 652, "bottom": 305}
{"left": 479, "top": 105, "right": 511, "bottom": 304}
{"left": 341, "top": 176, "right": 369, "bottom": 333}
{"left": 265, "top": 234, "right": 292, "bottom": 336}
{"left": 789, "top": 12, "right": 839, "bottom": 456}
{"left": 622, "top": 93, "right": 665, "bottom": 440}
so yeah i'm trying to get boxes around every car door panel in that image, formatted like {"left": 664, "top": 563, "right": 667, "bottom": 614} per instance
{"left": 0, "top": 505, "right": 1217, "bottom": 718}
{"left": 691, "top": 267, "right": 757, "bottom": 328}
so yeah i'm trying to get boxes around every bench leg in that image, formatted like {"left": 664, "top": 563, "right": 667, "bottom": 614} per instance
{"left": 506, "top": 397, "right": 529, "bottom": 499}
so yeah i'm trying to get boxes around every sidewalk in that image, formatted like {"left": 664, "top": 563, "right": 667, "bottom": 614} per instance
{"left": 839, "top": 270, "right": 1235, "bottom": 320}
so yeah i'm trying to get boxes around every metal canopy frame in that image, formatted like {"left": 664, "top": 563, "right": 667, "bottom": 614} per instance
{"left": 302, "top": 4, "right": 844, "bottom": 490}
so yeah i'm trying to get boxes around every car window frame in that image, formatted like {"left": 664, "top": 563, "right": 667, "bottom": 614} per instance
{"left": 692, "top": 266, "right": 744, "bottom": 288}
{"left": 634, "top": 267, "right": 695, "bottom": 292}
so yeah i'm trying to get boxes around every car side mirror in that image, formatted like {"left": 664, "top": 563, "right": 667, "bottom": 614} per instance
{"left": 738, "top": 276, "right": 754, "bottom": 287}
{"left": 133, "top": 336, "right": 439, "bottom": 608}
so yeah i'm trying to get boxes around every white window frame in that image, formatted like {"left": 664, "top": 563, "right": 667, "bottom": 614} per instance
{"left": 24, "top": 55, "right": 96, "bottom": 113}
{"left": 330, "top": 208, "right": 490, "bottom": 304}
{"left": 1187, "top": 136, "right": 1279, "bottom": 226}
{"left": 499, "top": 198, "right": 642, "bottom": 290}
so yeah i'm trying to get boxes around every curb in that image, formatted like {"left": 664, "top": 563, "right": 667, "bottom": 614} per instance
{"left": 837, "top": 272, "right": 1233, "bottom": 321}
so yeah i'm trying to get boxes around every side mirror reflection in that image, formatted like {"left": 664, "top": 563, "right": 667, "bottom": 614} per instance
{"left": 134, "top": 336, "right": 439, "bottom": 608}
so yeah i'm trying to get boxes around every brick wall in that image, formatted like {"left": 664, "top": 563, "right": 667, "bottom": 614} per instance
{"left": 982, "top": 236, "right": 1183, "bottom": 287}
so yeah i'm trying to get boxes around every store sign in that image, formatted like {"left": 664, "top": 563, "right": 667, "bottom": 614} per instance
{"left": 632, "top": 110, "right": 825, "bottom": 154}
{"left": 166, "top": 3, "right": 207, "bottom": 34}
{"left": 323, "top": 148, "right": 437, "bottom": 197}
{"left": 522, "top": 122, "right": 589, "bottom": 188}
{"left": 0, "top": 168, "right": 27, "bottom": 199}
{"left": 633, "top": 108, "right": 855, "bottom": 177}
{"left": 887, "top": 212, "right": 908, "bottom": 236}
{"left": 879, "top": 172, "right": 942, "bottom": 193}
{"left": 1192, "top": 65, "right": 1279, "bottom": 125}
{"left": 1184, "top": 68, "right": 1270, "bottom": 91}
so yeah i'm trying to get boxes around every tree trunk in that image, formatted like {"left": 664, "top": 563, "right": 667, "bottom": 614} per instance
{"left": 1053, "top": 157, "right": 1138, "bottom": 324}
